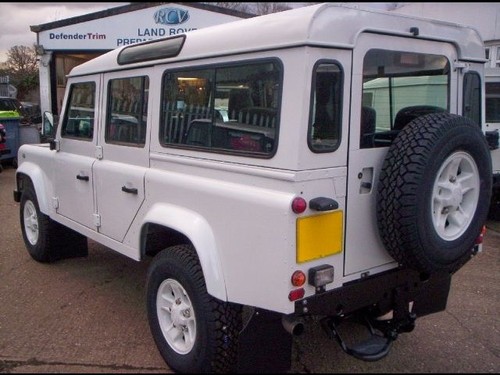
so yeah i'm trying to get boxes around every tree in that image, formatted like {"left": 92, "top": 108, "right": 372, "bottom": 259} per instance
{"left": 210, "top": 2, "right": 252, "bottom": 13}
{"left": 5, "top": 45, "right": 38, "bottom": 100}
{"left": 254, "top": 2, "right": 292, "bottom": 14}
{"left": 207, "top": 2, "right": 292, "bottom": 15}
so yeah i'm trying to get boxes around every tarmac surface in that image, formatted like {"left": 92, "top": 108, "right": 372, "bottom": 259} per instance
{"left": 0, "top": 164, "right": 498, "bottom": 373}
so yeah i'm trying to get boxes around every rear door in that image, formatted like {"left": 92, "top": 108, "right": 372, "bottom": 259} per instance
{"left": 92, "top": 72, "right": 150, "bottom": 243}
{"left": 344, "top": 33, "right": 459, "bottom": 276}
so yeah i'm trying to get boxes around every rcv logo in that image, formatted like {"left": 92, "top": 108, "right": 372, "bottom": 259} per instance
{"left": 154, "top": 8, "right": 190, "bottom": 25}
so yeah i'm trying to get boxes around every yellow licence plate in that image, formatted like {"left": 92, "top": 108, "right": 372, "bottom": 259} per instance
{"left": 296, "top": 211, "right": 343, "bottom": 263}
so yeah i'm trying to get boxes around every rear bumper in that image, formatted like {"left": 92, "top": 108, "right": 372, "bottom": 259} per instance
{"left": 295, "top": 266, "right": 451, "bottom": 318}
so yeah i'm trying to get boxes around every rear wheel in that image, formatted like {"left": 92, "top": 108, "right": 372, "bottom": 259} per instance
{"left": 377, "top": 113, "right": 492, "bottom": 273}
{"left": 146, "top": 244, "right": 241, "bottom": 373}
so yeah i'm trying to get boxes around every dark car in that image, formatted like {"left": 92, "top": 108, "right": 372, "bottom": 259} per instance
{"left": 0, "top": 96, "right": 21, "bottom": 114}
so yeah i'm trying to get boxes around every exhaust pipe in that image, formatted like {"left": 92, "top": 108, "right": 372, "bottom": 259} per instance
{"left": 282, "top": 314, "right": 305, "bottom": 336}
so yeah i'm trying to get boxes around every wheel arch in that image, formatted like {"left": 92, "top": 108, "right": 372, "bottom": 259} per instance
{"left": 16, "top": 162, "right": 53, "bottom": 215}
{"left": 141, "top": 203, "right": 227, "bottom": 301}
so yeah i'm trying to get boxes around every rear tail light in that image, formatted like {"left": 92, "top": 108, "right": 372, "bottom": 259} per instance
{"left": 288, "top": 288, "right": 305, "bottom": 301}
{"left": 291, "top": 197, "right": 307, "bottom": 214}
{"left": 475, "top": 225, "right": 487, "bottom": 245}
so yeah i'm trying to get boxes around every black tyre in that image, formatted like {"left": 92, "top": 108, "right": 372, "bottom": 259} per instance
{"left": 20, "top": 180, "right": 87, "bottom": 262}
{"left": 146, "top": 244, "right": 242, "bottom": 373}
{"left": 377, "top": 113, "right": 492, "bottom": 274}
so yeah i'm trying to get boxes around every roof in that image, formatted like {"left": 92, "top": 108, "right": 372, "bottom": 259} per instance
{"left": 30, "top": 2, "right": 255, "bottom": 33}
{"left": 69, "top": 3, "right": 485, "bottom": 77}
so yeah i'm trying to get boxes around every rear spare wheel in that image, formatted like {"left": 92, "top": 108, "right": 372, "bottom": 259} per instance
{"left": 377, "top": 113, "right": 492, "bottom": 274}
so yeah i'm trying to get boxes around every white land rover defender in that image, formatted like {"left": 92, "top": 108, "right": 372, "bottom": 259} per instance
{"left": 14, "top": 4, "right": 492, "bottom": 373}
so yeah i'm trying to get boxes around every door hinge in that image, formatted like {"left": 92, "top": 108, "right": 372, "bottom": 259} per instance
{"left": 95, "top": 146, "right": 103, "bottom": 160}
{"left": 52, "top": 197, "right": 59, "bottom": 209}
{"left": 93, "top": 213, "right": 101, "bottom": 228}
{"left": 453, "top": 61, "right": 470, "bottom": 73}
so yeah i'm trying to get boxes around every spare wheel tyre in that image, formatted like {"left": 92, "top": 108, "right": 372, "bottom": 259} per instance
{"left": 377, "top": 113, "right": 492, "bottom": 274}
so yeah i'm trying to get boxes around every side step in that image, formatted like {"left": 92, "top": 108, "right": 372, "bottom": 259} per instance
{"left": 321, "top": 314, "right": 398, "bottom": 362}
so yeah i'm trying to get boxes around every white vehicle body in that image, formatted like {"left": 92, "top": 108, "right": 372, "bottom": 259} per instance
{"left": 485, "top": 68, "right": 500, "bottom": 219}
{"left": 14, "top": 4, "right": 492, "bottom": 373}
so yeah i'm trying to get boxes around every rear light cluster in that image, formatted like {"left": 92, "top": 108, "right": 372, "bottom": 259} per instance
{"left": 475, "top": 225, "right": 487, "bottom": 245}
{"left": 291, "top": 197, "right": 307, "bottom": 214}
{"left": 289, "top": 270, "right": 306, "bottom": 301}
{"left": 288, "top": 265, "right": 334, "bottom": 301}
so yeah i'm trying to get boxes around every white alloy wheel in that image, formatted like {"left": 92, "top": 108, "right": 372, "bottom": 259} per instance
{"left": 432, "top": 151, "right": 479, "bottom": 241}
{"left": 23, "top": 200, "right": 39, "bottom": 245}
{"left": 157, "top": 278, "right": 197, "bottom": 354}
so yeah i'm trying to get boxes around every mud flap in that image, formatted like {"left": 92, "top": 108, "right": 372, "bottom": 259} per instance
{"left": 51, "top": 220, "right": 88, "bottom": 261}
{"left": 237, "top": 308, "right": 292, "bottom": 373}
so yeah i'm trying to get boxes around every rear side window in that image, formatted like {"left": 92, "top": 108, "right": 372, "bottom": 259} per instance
{"left": 61, "top": 82, "right": 95, "bottom": 140}
{"left": 160, "top": 59, "right": 281, "bottom": 157}
{"left": 308, "top": 61, "right": 343, "bottom": 152}
{"left": 105, "top": 76, "right": 149, "bottom": 146}
{"left": 360, "top": 50, "right": 450, "bottom": 148}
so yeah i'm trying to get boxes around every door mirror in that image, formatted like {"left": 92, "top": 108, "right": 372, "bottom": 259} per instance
{"left": 41, "top": 111, "right": 58, "bottom": 142}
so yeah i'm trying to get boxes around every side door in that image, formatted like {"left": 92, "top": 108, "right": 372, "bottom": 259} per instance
{"left": 344, "top": 33, "right": 459, "bottom": 276}
{"left": 92, "top": 72, "right": 150, "bottom": 243}
{"left": 53, "top": 77, "right": 100, "bottom": 230}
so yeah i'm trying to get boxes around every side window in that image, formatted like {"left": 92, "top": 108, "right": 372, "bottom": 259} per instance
{"left": 360, "top": 50, "right": 450, "bottom": 148}
{"left": 61, "top": 82, "right": 95, "bottom": 140}
{"left": 105, "top": 76, "right": 149, "bottom": 146}
{"left": 463, "top": 72, "right": 481, "bottom": 125}
{"left": 308, "top": 62, "right": 343, "bottom": 152}
{"left": 160, "top": 60, "right": 281, "bottom": 157}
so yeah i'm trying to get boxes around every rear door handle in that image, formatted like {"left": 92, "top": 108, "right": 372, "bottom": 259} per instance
{"left": 76, "top": 174, "right": 89, "bottom": 181}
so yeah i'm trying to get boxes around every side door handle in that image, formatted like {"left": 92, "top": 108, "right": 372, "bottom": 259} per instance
{"left": 76, "top": 174, "right": 89, "bottom": 181}
{"left": 121, "top": 186, "right": 138, "bottom": 195}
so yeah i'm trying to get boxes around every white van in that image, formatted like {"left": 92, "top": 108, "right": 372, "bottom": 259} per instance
{"left": 485, "top": 71, "right": 500, "bottom": 219}
{"left": 14, "top": 4, "right": 492, "bottom": 373}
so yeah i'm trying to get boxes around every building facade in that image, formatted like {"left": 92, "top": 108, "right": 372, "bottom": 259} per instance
{"left": 31, "top": 2, "right": 254, "bottom": 116}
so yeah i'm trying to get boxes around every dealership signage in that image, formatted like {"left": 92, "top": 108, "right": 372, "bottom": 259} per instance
{"left": 38, "top": 5, "right": 241, "bottom": 49}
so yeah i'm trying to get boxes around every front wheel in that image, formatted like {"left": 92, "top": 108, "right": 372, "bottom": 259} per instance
{"left": 19, "top": 179, "right": 87, "bottom": 262}
{"left": 146, "top": 244, "right": 241, "bottom": 373}
{"left": 20, "top": 183, "right": 57, "bottom": 262}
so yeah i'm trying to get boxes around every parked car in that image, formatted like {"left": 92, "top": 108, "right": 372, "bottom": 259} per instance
{"left": 0, "top": 96, "right": 21, "bottom": 117}
{"left": 0, "top": 97, "right": 37, "bottom": 125}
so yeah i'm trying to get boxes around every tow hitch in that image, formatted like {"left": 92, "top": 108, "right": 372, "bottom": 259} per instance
{"left": 320, "top": 291, "right": 417, "bottom": 361}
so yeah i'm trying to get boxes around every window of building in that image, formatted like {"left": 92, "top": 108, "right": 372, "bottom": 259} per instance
{"left": 486, "top": 82, "right": 500, "bottom": 122}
